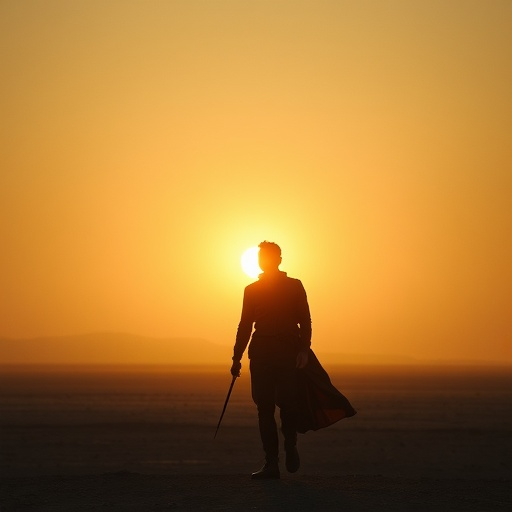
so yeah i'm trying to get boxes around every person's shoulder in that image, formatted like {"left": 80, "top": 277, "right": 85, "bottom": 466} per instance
{"left": 284, "top": 275, "right": 305, "bottom": 289}
{"left": 244, "top": 279, "right": 262, "bottom": 292}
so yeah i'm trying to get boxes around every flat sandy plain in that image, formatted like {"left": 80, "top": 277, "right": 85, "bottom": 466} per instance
{"left": 1, "top": 364, "right": 511, "bottom": 511}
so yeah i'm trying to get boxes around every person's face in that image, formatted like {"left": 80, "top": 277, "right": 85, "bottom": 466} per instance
{"left": 258, "top": 249, "right": 281, "bottom": 272}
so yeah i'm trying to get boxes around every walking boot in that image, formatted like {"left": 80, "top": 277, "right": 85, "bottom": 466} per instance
{"left": 285, "top": 445, "right": 300, "bottom": 473}
{"left": 251, "top": 459, "right": 280, "bottom": 479}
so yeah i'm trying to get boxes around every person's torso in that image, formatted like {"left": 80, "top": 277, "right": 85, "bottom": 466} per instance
{"left": 246, "top": 274, "right": 303, "bottom": 361}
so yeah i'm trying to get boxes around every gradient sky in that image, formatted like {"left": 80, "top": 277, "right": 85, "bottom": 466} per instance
{"left": 1, "top": 0, "right": 511, "bottom": 363}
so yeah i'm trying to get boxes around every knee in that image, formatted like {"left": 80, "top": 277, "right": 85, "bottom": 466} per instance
{"left": 256, "top": 403, "right": 275, "bottom": 418}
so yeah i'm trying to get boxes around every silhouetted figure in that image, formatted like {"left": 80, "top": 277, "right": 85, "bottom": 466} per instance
{"left": 231, "top": 241, "right": 311, "bottom": 479}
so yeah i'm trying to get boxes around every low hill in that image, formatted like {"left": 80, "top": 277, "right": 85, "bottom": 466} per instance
{"left": 1, "top": 333, "right": 507, "bottom": 366}
{"left": 0, "top": 333, "right": 231, "bottom": 365}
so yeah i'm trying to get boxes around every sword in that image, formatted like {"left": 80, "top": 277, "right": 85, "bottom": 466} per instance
{"left": 213, "top": 373, "right": 238, "bottom": 439}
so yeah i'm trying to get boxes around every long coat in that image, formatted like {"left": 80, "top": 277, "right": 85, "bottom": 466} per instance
{"left": 296, "top": 350, "right": 357, "bottom": 434}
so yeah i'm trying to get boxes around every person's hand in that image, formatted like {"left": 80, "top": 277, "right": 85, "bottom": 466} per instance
{"left": 296, "top": 350, "right": 309, "bottom": 369}
{"left": 230, "top": 359, "right": 242, "bottom": 377}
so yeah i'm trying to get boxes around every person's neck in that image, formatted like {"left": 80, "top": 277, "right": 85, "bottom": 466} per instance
{"left": 261, "top": 268, "right": 283, "bottom": 277}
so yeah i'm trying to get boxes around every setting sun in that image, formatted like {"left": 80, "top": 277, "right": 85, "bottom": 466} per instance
{"left": 0, "top": 0, "right": 510, "bottom": 366}
{"left": 241, "top": 247, "right": 261, "bottom": 279}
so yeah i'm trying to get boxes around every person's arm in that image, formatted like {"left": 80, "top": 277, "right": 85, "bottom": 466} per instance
{"left": 231, "top": 287, "right": 254, "bottom": 376}
{"left": 296, "top": 281, "right": 312, "bottom": 368}
{"left": 297, "top": 281, "right": 312, "bottom": 351}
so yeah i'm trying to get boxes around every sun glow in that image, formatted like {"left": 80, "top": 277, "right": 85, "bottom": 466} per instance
{"left": 241, "top": 246, "right": 261, "bottom": 279}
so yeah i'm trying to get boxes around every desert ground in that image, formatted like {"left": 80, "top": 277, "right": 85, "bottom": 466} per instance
{"left": 1, "top": 364, "right": 510, "bottom": 511}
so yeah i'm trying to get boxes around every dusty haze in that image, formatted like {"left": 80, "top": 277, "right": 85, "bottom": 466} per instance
{"left": 1, "top": 1, "right": 511, "bottom": 364}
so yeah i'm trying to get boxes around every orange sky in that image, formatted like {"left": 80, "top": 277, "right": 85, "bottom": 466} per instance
{"left": 1, "top": 0, "right": 511, "bottom": 363}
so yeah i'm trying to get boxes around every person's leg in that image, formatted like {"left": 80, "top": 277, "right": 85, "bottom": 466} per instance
{"left": 276, "top": 363, "right": 301, "bottom": 472}
{"left": 250, "top": 361, "right": 280, "bottom": 478}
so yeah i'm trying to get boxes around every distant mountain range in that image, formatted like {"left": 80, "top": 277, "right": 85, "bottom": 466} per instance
{"left": 0, "top": 333, "right": 507, "bottom": 366}
{"left": 0, "top": 333, "right": 230, "bottom": 365}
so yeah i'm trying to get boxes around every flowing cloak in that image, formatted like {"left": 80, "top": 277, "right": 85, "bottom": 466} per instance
{"left": 296, "top": 350, "right": 357, "bottom": 434}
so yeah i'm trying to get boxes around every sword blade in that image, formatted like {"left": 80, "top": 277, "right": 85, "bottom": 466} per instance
{"left": 213, "top": 374, "right": 237, "bottom": 439}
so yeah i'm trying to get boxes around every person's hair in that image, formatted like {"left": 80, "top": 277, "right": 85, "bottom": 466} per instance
{"left": 258, "top": 241, "right": 281, "bottom": 257}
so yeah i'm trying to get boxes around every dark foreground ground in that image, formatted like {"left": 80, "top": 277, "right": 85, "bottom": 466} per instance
{"left": 1, "top": 364, "right": 511, "bottom": 511}
{"left": 2, "top": 472, "right": 510, "bottom": 511}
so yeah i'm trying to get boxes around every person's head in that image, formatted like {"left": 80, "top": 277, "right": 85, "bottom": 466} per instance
{"left": 258, "top": 241, "right": 282, "bottom": 272}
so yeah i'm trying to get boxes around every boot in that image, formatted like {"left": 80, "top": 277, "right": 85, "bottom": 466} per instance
{"left": 251, "top": 459, "right": 280, "bottom": 479}
{"left": 285, "top": 445, "right": 300, "bottom": 473}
